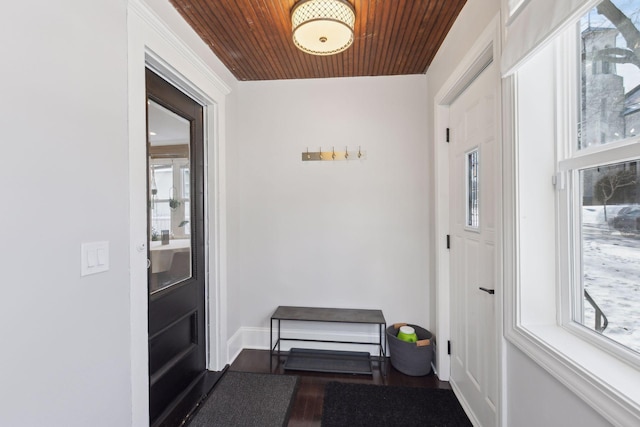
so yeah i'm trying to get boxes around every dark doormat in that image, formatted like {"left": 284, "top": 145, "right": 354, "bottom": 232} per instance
{"left": 187, "top": 371, "right": 298, "bottom": 427}
{"left": 321, "top": 382, "right": 472, "bottom": 427}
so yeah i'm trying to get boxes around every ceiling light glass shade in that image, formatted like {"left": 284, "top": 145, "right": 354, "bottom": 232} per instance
{"left": 291, "top": 0, "right": 355, "bottom": 56}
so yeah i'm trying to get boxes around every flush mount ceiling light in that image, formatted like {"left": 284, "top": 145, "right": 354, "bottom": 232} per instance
{"left": 291, "top": 0, "right": 355, "bottom": 56}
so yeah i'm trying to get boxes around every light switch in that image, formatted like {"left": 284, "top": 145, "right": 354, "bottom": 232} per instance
{"left": 81, "top": 241, "right": 109, "bottom": 276}
{"left": 97, "top": 248, "right": 107, "bottom": 266}
{"left": 87, "top": 249, "right": 97, "bottom": 267}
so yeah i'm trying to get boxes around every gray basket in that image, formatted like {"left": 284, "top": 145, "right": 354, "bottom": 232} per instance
{"left": 386, "top": 324, "right": 434, "bottom": 376}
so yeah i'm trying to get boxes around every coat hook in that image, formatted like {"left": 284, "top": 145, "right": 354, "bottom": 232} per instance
{"left": 358, "top": 146, "right": 362, "bottom": 158}
{"left": 306, "top": 147, "right": 311, "bottom": 160}
{"left": 344, "top": 146, "right": 349, "bottom": 159}
{"left": 332, "top": 147, "right": 336, "bottom": 160}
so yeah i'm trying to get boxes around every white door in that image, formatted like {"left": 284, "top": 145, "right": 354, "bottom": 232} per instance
{"left": 449, "top": 60, "right": 499, "bottom": 426}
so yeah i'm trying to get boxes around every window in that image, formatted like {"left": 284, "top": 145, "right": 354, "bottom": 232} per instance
{"left": 565, "top": 0, "right": 640, "bottom": 357}
{"left": 574, "top": 161, "right": 640, "bottom": 354}
{"left": 466, "top": 148, "right": 479, "bottom": 228}
{"left": 506, "top": 0, "right": 640, "bottom": 423}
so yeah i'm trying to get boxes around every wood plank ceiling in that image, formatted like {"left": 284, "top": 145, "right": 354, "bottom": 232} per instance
{"left": 169, "top": 0, "right": 467, "bottom": 81}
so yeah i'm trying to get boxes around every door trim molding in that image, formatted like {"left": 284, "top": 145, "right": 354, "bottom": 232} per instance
{"left": 128, "top": 1, "right": 231, "bottom": 425}
{"left": 129, "top": 0, "right": 231, "bottom": 97}
{"left": 432, "top": 12, "right": 503, "bottom": 426}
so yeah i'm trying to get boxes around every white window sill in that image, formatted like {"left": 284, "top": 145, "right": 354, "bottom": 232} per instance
{"left": 506, "top": 323, "right": 640, "bottom": 426}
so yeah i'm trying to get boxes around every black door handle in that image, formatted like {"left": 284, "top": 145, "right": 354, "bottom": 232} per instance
{"left": 479, "top": 287, "right": 495, "bottom": 295}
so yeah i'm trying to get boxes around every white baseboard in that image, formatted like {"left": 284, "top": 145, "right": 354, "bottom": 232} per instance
{"left": 226, "top": 327, "right": 244, "bottom": 364}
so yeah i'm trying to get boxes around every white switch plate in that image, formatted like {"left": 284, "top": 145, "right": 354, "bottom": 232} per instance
{"left": 81, "top": 241, "right": 109, "bottom": 276}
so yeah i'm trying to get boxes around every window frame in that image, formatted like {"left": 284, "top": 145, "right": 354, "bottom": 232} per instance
{"left": 557, "top": 11, "right": 640, "bottom": 367}
{"left": 465, "top": 146, "right": 481, "bottom": 231}
{"left": 504, "top": 8, "right": 640, "bottom": 425}
{"left": 561, "top": 151, "right": 640, "bottom": 367}
{"left": 150, "top": 157, "right": 191, "bottom": 239}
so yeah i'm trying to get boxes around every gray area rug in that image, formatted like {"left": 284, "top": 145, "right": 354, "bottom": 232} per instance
{"left": 321, "top": 382, "right": 472, "bottom": 427}
{"left": 187, "top": 371, "right": 299, "bottom": 427}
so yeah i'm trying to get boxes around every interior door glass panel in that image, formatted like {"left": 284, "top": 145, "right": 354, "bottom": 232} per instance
{"left": 148, "top": 99, "right": 193, "bottom": 294}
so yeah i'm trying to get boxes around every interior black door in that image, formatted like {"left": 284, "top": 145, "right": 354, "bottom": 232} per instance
{"left": 146, "top": 68, "right": 206, "bottom": 426}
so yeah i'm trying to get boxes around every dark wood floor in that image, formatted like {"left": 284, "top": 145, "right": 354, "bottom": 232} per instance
{"left": 228, "top": 349, "right": 451, "bottom": 427}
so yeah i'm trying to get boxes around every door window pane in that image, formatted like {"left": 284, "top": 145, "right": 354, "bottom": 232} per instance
{"left": 467, "top": 149, "right": 479, "bottom": 228}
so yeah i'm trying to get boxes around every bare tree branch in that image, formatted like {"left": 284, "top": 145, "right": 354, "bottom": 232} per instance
{"left": 596, "top": 169, "right": 636, "bottom": 222}
{"left": 597, "top": 0, "right": 640, "bottom": 50}
{"left": 593, "top": 47, "right": 640, "bottom": 68}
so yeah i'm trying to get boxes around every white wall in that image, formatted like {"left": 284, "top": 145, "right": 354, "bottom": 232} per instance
{"left": 426, "top": 0, "right": 612, "bottom": 425}
{"left": 228, "top": 75, "right": 430, "bottom": 351}
{"left": 507, "top": 343, "right": 609, "bottom": 426}
{"left": 1, "top": 0, "right": 239, "bottom": 425}
{"left": 0, "top": 1, "right": 132, "bottom": 425}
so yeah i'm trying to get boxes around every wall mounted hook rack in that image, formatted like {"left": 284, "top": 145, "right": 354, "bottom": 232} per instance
{"left": 302, "top": 146, "right": 366, "bottom": 161}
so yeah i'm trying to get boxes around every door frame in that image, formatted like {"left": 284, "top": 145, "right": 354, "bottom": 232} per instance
{"left": 433, "top": 13, "right": 504, "bottom": 426}
{"left": 127, "top": 1, "right": 231, "bottom": 425}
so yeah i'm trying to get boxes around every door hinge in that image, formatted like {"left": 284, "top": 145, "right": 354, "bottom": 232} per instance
{"left": 448, "top": 340, "right": 451, "bottom": 355}
{"left": 446, "top": 234, "right": 450, "bottom": 250}
{"left": 446, "top": 128, "right": 450, "bottom": 143}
